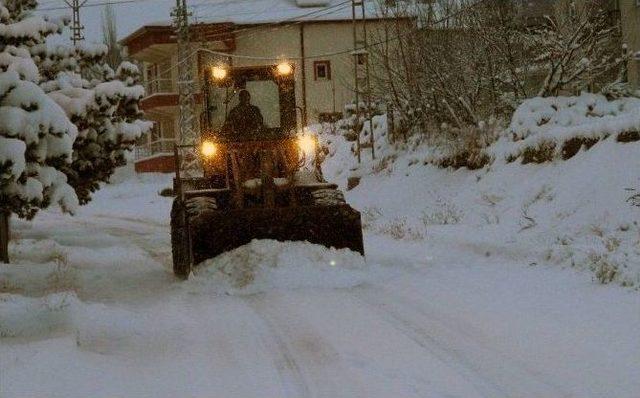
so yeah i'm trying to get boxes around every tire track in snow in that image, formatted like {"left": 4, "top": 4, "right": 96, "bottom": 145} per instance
{"left": 86, "top": 214, "right": 168, "bottom": 229}
{"left": 80, "top": 219, "right": 171, "bottom": 268}
{"left": 69, "top": 219, "right": 174, "bottom": 304}
{"left": 104, "top": 226, "right": 170, "bottom": 266}
{"left": 351, "top": 288, "right": 574, "bottom": 398}
{"left": 241, "top": 296, "right": 311, "bottom": 398}
{"left": 242, "top": 294, "right": 371, "bottom": 398}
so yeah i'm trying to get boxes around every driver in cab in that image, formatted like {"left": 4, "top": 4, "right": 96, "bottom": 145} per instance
{"left": 224, "top": 90, "right": 264, "bottom": 139}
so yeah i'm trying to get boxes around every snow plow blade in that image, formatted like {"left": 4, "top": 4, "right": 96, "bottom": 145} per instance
{"left": 188, "top": 205, "right": 364, "bottom": 265}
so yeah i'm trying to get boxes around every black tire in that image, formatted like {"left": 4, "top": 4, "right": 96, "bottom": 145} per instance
{"left": 170, "top": 199, "right": 191, "bottom": 279}
{"left": 185, "top": 196, "right": 218, "bottom": 218}
{"left": 312, "top": 188, "right": 346, "bottom": 206}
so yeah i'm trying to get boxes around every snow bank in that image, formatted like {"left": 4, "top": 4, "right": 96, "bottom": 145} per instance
{"left": 189, "top": 240, "right": 378, "bottom": 295}
{"left": 0, "top": 292, "right": 178, "bottom": 354}
{"left": 9, "top": 238, "right": 68, "bottom": 264}
{"left": 319, "top": 104, "right": 640, "bottom": 287}
{"left": 509, "top": 94, "right": 640, "bottom": 141}
{"left": 497, "top": 93, "right": 640, "bottom": 162}
{"left": 0, "top": 293, "right": 75, "bottom": 338}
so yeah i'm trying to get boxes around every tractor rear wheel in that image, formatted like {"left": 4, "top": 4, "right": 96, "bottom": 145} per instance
{"left": 170, "top": 199, "right": 191, "bottom": 279}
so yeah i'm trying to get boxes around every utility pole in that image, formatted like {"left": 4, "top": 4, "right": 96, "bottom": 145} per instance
{"left": 351, "top": 0, "right": 361, "bottom": 163}
{"left": 171, "top": 0, "right": 201, "bottom": 179}
{"left": 351, "top": 0, "right": 375, "bottom": 163}
{"left": 64, "top": 0, "right": 88, "bottom": 45}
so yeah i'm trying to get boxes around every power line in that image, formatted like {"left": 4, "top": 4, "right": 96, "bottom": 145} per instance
{"left": 224, "top": 2, "right": 353, "bottom": 42}
{"left": 39, "top": 0, "right": 148, "bottom": 11}
{"left": 145, "top": 0, "right": 356, "bottom": 85}
{"left": 193, "top": 0, "right": 353, "bottom": 41}
{"left": 146, "top": 0, "right": 491, "bottom": 87}
{"left": 192, "top": 0, "right": 492, "bottom": 61}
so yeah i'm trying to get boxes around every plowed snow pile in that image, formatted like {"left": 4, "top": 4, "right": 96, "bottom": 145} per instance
{"left": 188, "top": 240, "right": 379, "bottom": 295}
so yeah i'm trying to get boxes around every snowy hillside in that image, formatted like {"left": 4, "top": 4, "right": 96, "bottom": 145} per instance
{"left": 320, "top": 94, "right": 640, "bottom": 287}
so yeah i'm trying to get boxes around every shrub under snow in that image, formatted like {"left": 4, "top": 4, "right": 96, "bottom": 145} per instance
{"left": 498, "top": 94, "right": 640, "bottom": 163}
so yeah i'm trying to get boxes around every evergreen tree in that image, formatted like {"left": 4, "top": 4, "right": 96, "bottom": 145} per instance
{"left": 0, "top": 0, "right": 78, "bottom": 262}
{"left": 37, "top": 42, "right": 151, "bottom": 205}
{"left": 0, "top": 0, "right": 150, "bottom": 261}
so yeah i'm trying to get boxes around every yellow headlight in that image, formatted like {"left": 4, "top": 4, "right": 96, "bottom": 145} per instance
{"left": 201, "top": 141, "right": 217, "bottom": 157}
{"left": 211, "top": 66, "right": 228, "bottom": 80}
{"left": 276, "top": 62, "right": 293, "bottom": 76}
{"left": 298, "top": 135, "right": 316, "bottom": 156}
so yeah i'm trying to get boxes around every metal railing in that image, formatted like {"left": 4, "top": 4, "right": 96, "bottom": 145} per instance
{"left": 135, "top": 138, "right": 176, "bottom": 160}
{"left": 145, "top": 78, "right": 174, "bottom": 95}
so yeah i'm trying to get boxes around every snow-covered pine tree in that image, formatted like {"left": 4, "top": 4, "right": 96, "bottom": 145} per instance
{"left": 76, "top": 59, "right": 151, "bottom": 204}
{"left": 109, "top": 61, "right": 152, "bottom": 171}
{"left": 38, "top": 43, "right": 151, "bottom": 204}
{"left": 0, "top": 0, "right": 79, "bottom": 263}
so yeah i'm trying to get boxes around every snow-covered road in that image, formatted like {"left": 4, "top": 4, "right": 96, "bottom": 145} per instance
{"left": 2, "top": 204, "right": 638, "bottom": 398}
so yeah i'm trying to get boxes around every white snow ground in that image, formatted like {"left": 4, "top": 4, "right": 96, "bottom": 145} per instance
{"left": 2, "top": 145, "right": 640, "bottom": 397}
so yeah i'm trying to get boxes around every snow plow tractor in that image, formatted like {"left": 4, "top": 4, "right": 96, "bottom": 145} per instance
{"left": 170, "top": 63, "right": 364, "bottom": 279}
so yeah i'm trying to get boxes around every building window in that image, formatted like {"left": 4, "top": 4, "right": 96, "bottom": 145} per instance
{"left": 314, "top": 60, "right": 331, "bottom": 80}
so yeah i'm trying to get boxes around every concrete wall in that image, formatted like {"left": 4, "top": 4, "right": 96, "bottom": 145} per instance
{"left": 620, "top": 0, "right": 640, "bottom": 88}
{"left": 301, "top": 22, "right": 357, "bottom": 120}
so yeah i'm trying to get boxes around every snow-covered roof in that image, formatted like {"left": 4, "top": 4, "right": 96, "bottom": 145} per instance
{"left": 121, "top": 0, "right": 391, "bottom": 48}
{"left": 187, "top": 0, "right": 378, "bottom": 26}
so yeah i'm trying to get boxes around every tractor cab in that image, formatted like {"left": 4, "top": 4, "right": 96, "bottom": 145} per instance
{"left": 203, "top": 63, "right": 298, "bottom": 142}
{"left": 192, "top": 63, "right": 316, "bottom": 206}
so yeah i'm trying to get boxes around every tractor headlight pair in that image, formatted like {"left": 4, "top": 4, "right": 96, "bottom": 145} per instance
{"left": 201, "top": 141, "right": 218, "bottom": 158}
{"left": 203, "top": 137, "right": 313, "bottom": 159}
{"left": 210, "top": 62, "right": 293, "bottom": 81}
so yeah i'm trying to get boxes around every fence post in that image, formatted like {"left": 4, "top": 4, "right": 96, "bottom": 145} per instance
{"left": 0, "top": 210, "right": 9, "bottom": 264}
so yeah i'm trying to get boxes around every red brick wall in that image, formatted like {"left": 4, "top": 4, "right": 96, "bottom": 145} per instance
{"left": 134, "top": 155, "right": 175, "bottom": 173}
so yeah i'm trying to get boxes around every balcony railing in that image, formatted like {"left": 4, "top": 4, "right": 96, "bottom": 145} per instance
{"left": 145, "top": 78, "right": 174, "bottom": 95}
{"left": 135, "top": 138, "right": 176, "bottom": 160}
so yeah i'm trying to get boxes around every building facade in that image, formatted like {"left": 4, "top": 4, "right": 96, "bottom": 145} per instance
{"left": 121, "top": 2, "right": 390, "bottom": 173}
